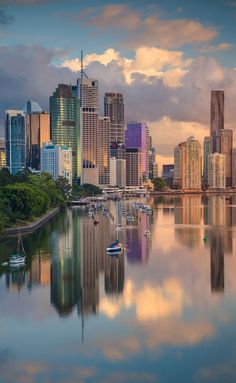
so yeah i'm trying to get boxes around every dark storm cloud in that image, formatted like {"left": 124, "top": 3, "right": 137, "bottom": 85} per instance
{"left": 0, "top": 44, "right": 76, "bottom": 135}
{"left": 0, "top": 9, "right": 14, "bottom": 24}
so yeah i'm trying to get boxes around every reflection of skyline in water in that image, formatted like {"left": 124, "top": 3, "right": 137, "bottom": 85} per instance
{"left": 0, "top": 196, "right": 235, "bottom": 313}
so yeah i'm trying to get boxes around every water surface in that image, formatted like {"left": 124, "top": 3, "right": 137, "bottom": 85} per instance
{"left": 0, "top": 195, "right": 236, "bottom": 383}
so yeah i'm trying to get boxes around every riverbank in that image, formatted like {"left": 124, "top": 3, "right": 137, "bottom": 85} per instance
{"left": 4, "top": 207, "right": 60, "bottom": 236}
{"left": 149, "top": 190, "right": 236, "bottom": 196}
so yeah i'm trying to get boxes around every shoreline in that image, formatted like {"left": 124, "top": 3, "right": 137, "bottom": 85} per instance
{"left": 3, "top": 207, "right": 60, "bottom": 237}
{"left": 149, "top": 190, "right": 236, "bottom": 196}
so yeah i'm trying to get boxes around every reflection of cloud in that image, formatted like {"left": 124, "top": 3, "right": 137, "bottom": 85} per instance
{"left": 100, "top": 278, "right": 190, "bottom": 321}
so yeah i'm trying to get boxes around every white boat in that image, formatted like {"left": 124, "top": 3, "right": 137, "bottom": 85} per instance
{"left": 9, "top": 231, "right": 26, "bottom": 267}
{"left": 144, "top": 229, "right": 151, "bottom": 237}
{"left": 115, "top": 224, "right": 123, "bottom": 231}
{"left": 9, "top": 254, "right": 26, "bottom": 267}
{"left": 126, "top": 215, "right": 135, "bottom": 222}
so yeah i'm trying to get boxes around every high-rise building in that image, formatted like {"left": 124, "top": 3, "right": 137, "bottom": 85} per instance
{"left": 97, "top": 117, "right": 110, "bottom": 186}
{"left": 210, "top": 90, "right": 224, "bottom": 137}
{"left": 126, "top": 148, "right": 142, "bottom": 187}
{"left": 50, "top": 84, "right": 80, "bottom": 183}
{"left": 110, "top": 141, "right": 126, "bottom": 159}
{"left": 0, "top": 138, "right": 6, "bottom": 169}
{"left": 41, "top": 144, "right": 72, "bottom": 185}
{"left": 145, "top": 126, "right": 150, "bottom": 179}
{"left": 24, "top": 100, "right": 42, "bottom": 115}
{"left": 104, "top": 93, "right": 124, "bottom": 143}
{"left": 162, "top": 164, "right": 174, "bottom": 186}
{"left": 125, "top": 122, "right": 148, "bottom": 180}
{"left": 174, "top": 137, "right": 201, "bottom": 190}
{"left": 77, "top": 77, "right": 99, "bottom": 185}
{"left": 174, "top": 142, "right": 186, "bottom": 189}
{"left": 203, "top": 137, "right": 210, "bottom": 186}
{"left": 110, "top": 157, "right": 126, "bottom": 187}
{"left": 5, "top": 110, "right": 26, "bottom": 174}
{"left": 208, "top": 153, "right": 226, "bottom": 189}
{"left": 27, "top": 111, "right": 50, "bottom": 170}
{"left": 215, "top": 129, "right": 232, "bottom": 187}
{"left": 232, "top": 148, "right": 236, "bottom": 188}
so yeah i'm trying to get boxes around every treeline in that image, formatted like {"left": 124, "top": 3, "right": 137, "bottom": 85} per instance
{"left": 0, "top": 168, "right": 66, "bottom": 233}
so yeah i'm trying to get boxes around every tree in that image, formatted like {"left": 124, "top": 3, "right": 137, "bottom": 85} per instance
{"left": 55, "top": 176, "right": 72, "bottom": 200}
{"left": 153, "top": 177, "right": 167, "bottom": 191}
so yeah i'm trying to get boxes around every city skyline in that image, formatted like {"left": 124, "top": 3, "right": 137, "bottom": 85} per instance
{"left": 1, "top": 1, "right": 236, "bottom": 169}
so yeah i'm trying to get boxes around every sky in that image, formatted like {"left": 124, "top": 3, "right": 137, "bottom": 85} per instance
{"left": 1, "top": 0, "right": 236, "bottom": 167}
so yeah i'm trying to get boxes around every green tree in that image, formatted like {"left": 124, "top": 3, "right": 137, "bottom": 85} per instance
{"left": 153, "top": 177, "right": 167, "bottom": 191}
{"left": 55, "top": 176, "right": 72, "bottom": 200}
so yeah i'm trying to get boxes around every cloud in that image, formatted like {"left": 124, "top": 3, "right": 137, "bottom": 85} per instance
{"left": 0, "top": 0, "right": 55, "bottom": 4}
{"left": 198, "top": 42, "right": 233, "bottom": 52}
{"left": 0, "top": 44, "right": 75, "bottom": 134}
{"left": 77, "top": 4, "right": 218, "bottom": 49}
{"left": 62, "top": 46, "right": 192, "bottom": 87}
{"left": 0, "top": 9, "right": 14, "bottom": 24}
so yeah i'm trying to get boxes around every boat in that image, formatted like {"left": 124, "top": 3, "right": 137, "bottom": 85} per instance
{"left": 115, "top": 224, "right": 123, "bottom": 231}
{"left": 107, "top": 240, "right": 123, "bottom": 254}
{"left": 9, "top": 231, "right": 26, "bottom": 268}
{"left": 126, "top": 214, "right": 135, "bottom": 222}
{"left": 144, "top": 229, "right": 151, "bottom": 237}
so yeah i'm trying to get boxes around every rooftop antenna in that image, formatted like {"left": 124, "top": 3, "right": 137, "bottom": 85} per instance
{"left": 80, "top": 50, "right": 88, "bottom": 108}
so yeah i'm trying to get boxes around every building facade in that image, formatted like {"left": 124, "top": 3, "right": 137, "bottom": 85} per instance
{"left": 0, "top": 138, "right": 6, "bottom": 169}
{"left": 27, "top": 111, "right": 50, "bottom": 170}
{"left": 50, "top": 84, "right": 80, "bottom": 183}
{"left": 215, "top": 129, "right": 232, "bottom": 187}
{"left": 203, "top": 137, "right": 210, "bottom": 186}
{"left": 208, "top": 153, "right": 226, "bottom": 189}
{"left": 104, "top": 92, "right": 124, "bottom": 143}
{"left": 210, "top": 90, "right": 224, "bottom": 137}
{"left": 126, "top": 148, "right": 142, "bottom": 187}
{"left": 5, "top": 110, "right": 26, "bottom": 174}
{"left": 77, "top": 77, "right": 99, "bottom": 185}
{"left": 125, "top": 122, "right": 147, "bottom": 180}
{"left": 41, "top": 144, "right": 72, "bottom": 184}
{"left": 110, "top": 157, "right": 126, "bottom": 187}
{"left": 97, "top": 117, "right": 110, "bottom": 187}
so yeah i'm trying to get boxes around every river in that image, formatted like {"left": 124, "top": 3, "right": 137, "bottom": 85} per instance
{"left": 0, "top": 195, "right": 235, "bottom": 383}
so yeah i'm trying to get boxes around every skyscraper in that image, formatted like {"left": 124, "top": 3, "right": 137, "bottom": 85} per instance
{"left": 97, "top": 117, "right": 110, "bottom": 186}
{"left": 50, "top": 84, "right": 80, "bottom": 183}
{"left": 77, "top": 77, "right": 99, "bottom": 185}
{"left": 126, "top": 148, "right": 143, "bottom": 186}
{"left": 5, "top": 110, "right": 26, "bottom": 174}
{"left": 215, "top": 129, "right": 232, "bottom": 186}
{"left": 125, "top": 122, "right": 148, "bottom": 180}
{"left": 210, "top": 90, "right": 224, "bottom": 137}
{"left": 208, "top": 153, "right": 226, "bottom": 189}
{"left": 203, "top": 137, "right": 210, "bottom": 186}
{"left": 174, "top": 137, "right": 201, "bottom": 190}
{"left": 27, "top": 111, "right": 50, "bottom": 170}
{"left": 0, "top": 138, "right": 6, "bottom": 169}
{"left": 104, "top": 92, "right": 124, "bottom": 143}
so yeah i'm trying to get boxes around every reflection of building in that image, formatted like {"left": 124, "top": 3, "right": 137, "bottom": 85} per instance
{"left": 174, "top": 195, "right": 202, "bottom": 248}
{"left": 28, "top": 253, "right": 51, "bottom": 287}
{"left": 126, "top": 213, "right": 149, "bottom": 264}
{"left": 105, "top": 253, "right": 124, "bottom": 295}
{"left": 210, "top": 232, "right": 224, "bottom": 294}
{"left": 50, "top": 209, "right": 81, "bottom": 316}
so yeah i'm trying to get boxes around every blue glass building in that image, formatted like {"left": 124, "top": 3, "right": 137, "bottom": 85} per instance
{"left": 5, "top": 110, "right": 26, "bottom": 174}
